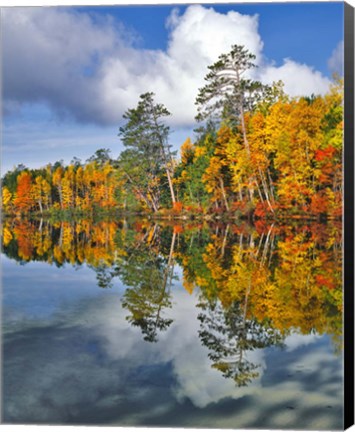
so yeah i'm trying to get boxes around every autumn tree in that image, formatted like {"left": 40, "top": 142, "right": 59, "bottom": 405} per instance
{"left": 31, "top": 175, "right": 51, "bottom": 213}
{"left": 2, "top": 186, "right": 13, "bottom": 213}
{"left": 13, "top": 171, "right": 34, "bottom": 213}
{"left": 52, "top": 165, "right": 64, "bottom": 209}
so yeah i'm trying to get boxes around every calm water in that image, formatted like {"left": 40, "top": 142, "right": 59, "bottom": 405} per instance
{"left": 1, "top": 219, "right": 343, "bottom": 429}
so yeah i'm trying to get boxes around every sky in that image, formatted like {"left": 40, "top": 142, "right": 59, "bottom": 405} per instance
{"left": 1, "top": 1, "right": 345, "bottom": 174}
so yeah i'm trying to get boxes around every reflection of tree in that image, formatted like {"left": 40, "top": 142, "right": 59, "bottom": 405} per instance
{"left": 119, "top": 228, "right": 177, "bottom": 342}
{"left": 1, "top": 218, "right": 343, "bottom": 351}
{"left": 198, "top": 297, "right": 284, "bottom": 386}
{"left": 90, "top": 264, "right": 115, "bottom": 289}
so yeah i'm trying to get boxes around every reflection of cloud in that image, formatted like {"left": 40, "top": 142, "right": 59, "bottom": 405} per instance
{"left": 108, "top": 289, "right": 270, "bottom": 407}
{"left": 3, "top": 269, "right": 343, "bottom": 429}
{"left": 71, "top": 288, "right": 267, "bottom": 408}
{"left": 3, "top": 295, "right": 175, "bottom": 425}
{"left": 159, "top": 292, "right": 267, "bottom": 407}
{"left": 284, "top": 332, "right": 322, "bottom": 352}
{"left": 254, "top": 341, "right": 344, "bottom": 430}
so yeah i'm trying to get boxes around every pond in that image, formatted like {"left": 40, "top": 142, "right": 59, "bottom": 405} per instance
{"left": 1, "top": 218, "right": 343, "bottom": 429}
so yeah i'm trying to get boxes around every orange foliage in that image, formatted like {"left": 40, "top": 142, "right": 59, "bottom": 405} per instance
{"left": 173, "top": 201, "right": 183, "bottom": 212}
{"left": 14, "top": 172, "right": 34, "bottom": 212}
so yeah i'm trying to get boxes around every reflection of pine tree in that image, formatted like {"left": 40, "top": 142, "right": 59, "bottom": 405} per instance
{"left": 91, "top": 264, "right": 115, "bottom": 289}
{"left": 198, "top": 298, "right": 284, "bottom": 386}
{"left": 122, "top": 278, "right": 173, "bottom": 343}
{"left": 119, "top": 230, "right": 177, "bottom": 342}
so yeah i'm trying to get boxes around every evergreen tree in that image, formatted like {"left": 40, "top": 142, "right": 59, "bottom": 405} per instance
{"left": 118, "top": 92, "right": 176, "bottom": 210}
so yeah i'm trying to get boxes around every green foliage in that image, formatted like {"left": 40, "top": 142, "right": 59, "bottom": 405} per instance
{"left": 118, "top": 92, "right": 176, "bottom": 211}
{"left": 195, "top": 44, "right": 267, "bottom": 128}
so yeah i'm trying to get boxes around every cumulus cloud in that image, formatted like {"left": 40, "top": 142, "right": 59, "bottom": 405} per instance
{"left": 328, "top": 40, "right": 344, "bottom": 75}
{"left": 2, "top": 7, "right": 127, "bottom": 124}
{"left": 259, "top": 59, "right": 331, "bottom": 97}
{"left": 3, "top": 6, "right": 331, "bottom": 127}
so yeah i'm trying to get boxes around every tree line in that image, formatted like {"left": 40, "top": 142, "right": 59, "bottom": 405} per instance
{"left": 2, "top": 45, "right": 343, "bottom": 219}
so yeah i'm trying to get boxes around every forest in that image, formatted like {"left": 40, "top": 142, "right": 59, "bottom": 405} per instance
{"left": 1, "top": 46, "right": 343, "bottom": 220}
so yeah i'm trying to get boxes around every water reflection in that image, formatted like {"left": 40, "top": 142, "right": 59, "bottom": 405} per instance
{"left": 198, "top": 298, "right": 285, "bottom": 386}
{"left": 2, "top": 218, "right": 343, "bottom": 346}
{"left": 1, "top": 218, "right": 343, "bottom": 427}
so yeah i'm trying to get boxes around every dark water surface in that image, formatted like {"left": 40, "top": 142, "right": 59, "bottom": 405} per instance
{"left": 1, "top": 219, "right": 343, "bottom": 429}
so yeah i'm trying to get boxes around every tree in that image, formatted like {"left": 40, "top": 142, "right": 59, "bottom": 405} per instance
{"left": 174, "top": 136, "right": 213, "bottom": 210}
{"left": 52, "top": 165, "right": 64, "bottom": 209}
{"left": 62, "top": 165, "right": 75, "bottom": 209}
{"left": 31, "top": 175, "right": 51, "bottom": 213}
{"left": 87, "top": 149, "right": 112, "bottom": 166}
{"left": 196, "top": 45, "right": 263, "bottom": 148}
{"left": 13, "top": 171, "right": 34, "bottom": 213}
{"left": 118, "top": 92, "right": 176, "bottom": 209}
{"left": 195, "top": 45, "right": 268, "bottom": 203}
{"left": 118, "top": 149, "right": 161, "bottom": 212}
{"left": 2, "top": 186, "right": 13, "bottom": 212}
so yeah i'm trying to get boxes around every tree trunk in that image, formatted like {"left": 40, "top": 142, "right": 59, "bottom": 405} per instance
{"left": 58, "top": 186, "right": 63, "bottom": 209}
{"left": 219, "top": 177, "right": 230, "bottom": 211}
{"left": 166, "top": 168, "right": 176, "bottom": 205}
{"left": 259, "top": 168, "right": 275, "bottom": 213}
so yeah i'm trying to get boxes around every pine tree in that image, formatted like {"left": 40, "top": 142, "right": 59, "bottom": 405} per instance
{"left": 118, "top": 92, "right": 176, "bottom": 210}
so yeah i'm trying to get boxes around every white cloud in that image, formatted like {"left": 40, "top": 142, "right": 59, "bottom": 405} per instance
{"left": 3, "top": 6, "right": 332, "bottom": 128}
{"left": 260, "top": 59, "right": 331, "bottom": 97}
{"left": 94, "top": 4, "right": 264, "bottom": 126}
{"left": 328, "top": 40, "right": 344, "bottom": 75}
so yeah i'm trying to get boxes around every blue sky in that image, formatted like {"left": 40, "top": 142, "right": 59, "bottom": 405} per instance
{"left": 2, "top": 1, "right": 344, "bottom": 174}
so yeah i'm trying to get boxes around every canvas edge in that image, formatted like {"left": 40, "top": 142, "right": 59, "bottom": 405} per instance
{"left": 344, "top": 1, "right": 354, "bottom": 429}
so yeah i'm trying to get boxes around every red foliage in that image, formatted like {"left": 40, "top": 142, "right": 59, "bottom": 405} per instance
{"left": 173, "top": 201, "right": 183, "bottom": 212}
{"left": 133, "top": 222, "right": 143, "bottom": 232}
{"left": 310, "top": 192, "right": 328, "bottom": 215}
{"left": 315, "top": 146, "right": 336, "bottom": 162}
{"left": 173, "top": 225, "right": 184, "bottom": 234}
{"left": 14, "top": 172, "right": 34, "bottom": 212}
{"left": 315, "top": 274, "right": 335, "bottom": 290}
{"left": 254, "top": 202, "right": 267, "bottom": 218}
{"left": 254, "top": 220, "right": 271, "bottom": 235}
